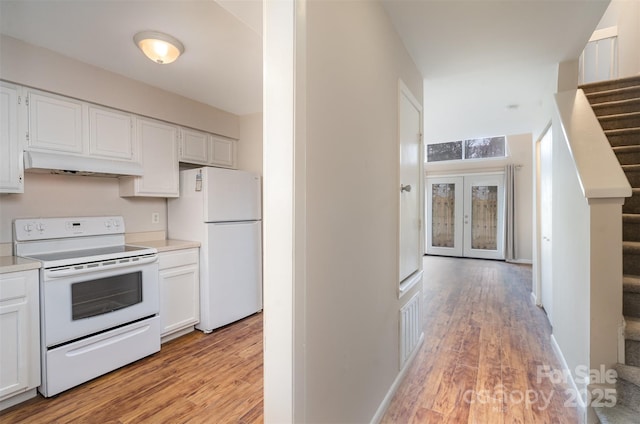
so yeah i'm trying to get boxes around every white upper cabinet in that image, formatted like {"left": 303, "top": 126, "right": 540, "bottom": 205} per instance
{"left": 88, "top": 105, "right": 135, "bottom": 160}
{"left": 179, "top": 128, "right": 209, "bottom": 165}
{"left": 24, "top": 89, "right": 139, "bottom": 168}
{"left": 27, "top": 90, "right": 83, "bottom": 153}
{"left": 178, "top": 128, "right": 237, "bottom": 169}
{"left": 119, "top": 117, "right": 179, "bottom": 197}
{"left": 0, "top": 82, "right": 24, "bottom": 193}
{"left": 209, "top": 135, "right": 236, "bottom": 168}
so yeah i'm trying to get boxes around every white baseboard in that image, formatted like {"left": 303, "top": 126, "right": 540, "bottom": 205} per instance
{"left": 506, "top": 258, "right": 533, "bottom": 265}
{"left": 370, "top": 333, "right": 425, "bottom": 424}
{"left": 550, "top": 334, "right": 586, "bottom": 410}
{"left": 530, "top": 292, "right": 537, "bottom": 306}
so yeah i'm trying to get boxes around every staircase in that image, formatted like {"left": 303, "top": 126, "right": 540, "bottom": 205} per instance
{"left": 582, "top": 75, "right": 640, "bottom": 423}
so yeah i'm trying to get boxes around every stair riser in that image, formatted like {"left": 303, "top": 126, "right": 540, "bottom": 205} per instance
{"left": 607, "top": 132, "right": 640, "bottom": 147}
{"left": 622, "top": 193, "right": 640, "bottom": 214}
{"left": 616, "top": 378, "right": 640, "bottom": 413}
{"left": 587, "top": 87, "right": 640, "bottom": 103}
{"left": 622, "top": 254, "right": 640, "bottom": 277}
{"left": 624, "top": 171, "right": 640, "bottom": 187}
{"left": 623, "top": 221, "right": 640, "bottom": 242}
{"left": 600, "top": 115, "right": 640, "bottom": 131}
{"left": 593, "top": 100, "right": 640, "bottom": 117}
{"left": 582, "top": 77, "right": 640, "bottom": 93}
{"left": 626, "top": 340, "right": 640, "bottom": 367}
{"left": 623, "top": 291, "right": 640, "bottom": 318}
{"left": 615, "top": 151, "right": 640, "bottom": 165}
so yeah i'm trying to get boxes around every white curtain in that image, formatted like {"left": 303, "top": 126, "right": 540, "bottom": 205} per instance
{"left": 505, "top": 164, "right": 516, "bottom": 261}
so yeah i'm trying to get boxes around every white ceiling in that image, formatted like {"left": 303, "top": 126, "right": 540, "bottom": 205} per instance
{"left": 382, "top": 0, "right": 610, "bottom": 142}
{"left": 0, "top": 0, "right": 610, "bottom": 140}
{"left": 0, "top": 0, "right": 263, "bottom": 116}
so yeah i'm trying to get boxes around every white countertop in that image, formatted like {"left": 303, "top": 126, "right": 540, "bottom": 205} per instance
{"left": 130, "top": 239, "right": 200, "bottom": 253}
{"left": 0, "top": 256, "right": 41, "bottom": 274}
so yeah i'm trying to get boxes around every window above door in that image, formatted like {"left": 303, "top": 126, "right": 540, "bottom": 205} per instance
{"left": 426, "top": 136, "right": 507, "bottom": 163}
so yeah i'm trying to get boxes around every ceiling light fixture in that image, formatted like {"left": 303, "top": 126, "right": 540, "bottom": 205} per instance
{"left": 134, "top": 31, "right": 184, "bottom": 65}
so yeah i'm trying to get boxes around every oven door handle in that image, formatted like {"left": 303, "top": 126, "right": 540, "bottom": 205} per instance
{"left": 44, "top": 255, "right": 158, "bottom": 278}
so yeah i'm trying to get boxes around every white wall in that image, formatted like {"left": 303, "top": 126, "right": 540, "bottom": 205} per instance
{"left": 550, "top": 113, "right": 590, "bottom": 398}
{"left": 263, "top": 0, "right": 423, "bottom": 421}
{"left": 0, "top": 173, "right": 166, "bottom": 243}
{"left": 425, "top": 133, "right": 534, "bottom": 261}
{"left": 0, "top": 35, "right": 239, "bottom": 138}
{"left": 595, "top": 0, "right": 640, "bottom": 78}
{"left": 237, "top": 112, "right": 263, "bottom": 175}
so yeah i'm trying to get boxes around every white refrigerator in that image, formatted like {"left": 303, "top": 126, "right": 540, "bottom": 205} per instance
{"left": 168, "top": 167, "right": 262, "bottom": 332}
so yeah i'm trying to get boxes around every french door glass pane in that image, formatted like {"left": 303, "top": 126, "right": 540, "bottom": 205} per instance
{"left": 471, "top": 185, "right": 498, "bottom": 250}
{"left": 431, "top": 183, "right": 455, "bottom": 247}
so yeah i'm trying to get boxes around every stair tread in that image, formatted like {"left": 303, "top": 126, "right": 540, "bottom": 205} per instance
{"left": 616, "top": 363, "right": 640, "bottom": 388}
{"left": 606, "top": 127, "right": 640, "bottom": 135}
{"left": 599, "top": 111, "right": 640, "bottom": 121}
{"left": 613, "top": 145, "right": 640, "bottom": 153}
{"left": 581, "top": 75, "right": 640, "bottom": 91}
{"left": 592, "top": 98, "right": 640, "bottom": 109}
{"left": 594, "top": 403, "right": 640, "bottom": 424}
{"left": 626, "top": 317, "right": 640, "bottom": 342}
{"left": 623, "top": 275, "right": 640, "bottom": 293}
{"left": 586, "top": 84, "right": 640, "bottom": 97}
{"left": 622, "top": 164, "right": 640, "bottom": 172}
{"left": 623, "top": 214, "right": 640, "bottom": 222}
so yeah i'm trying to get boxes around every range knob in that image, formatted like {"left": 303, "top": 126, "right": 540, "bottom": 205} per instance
{"left": 23, "top": 223, "right": 33, "bottom": 233}
{"left": 35, "top": 223, "right": 46, "bottom": 233}
{"left": 104, "top": 220, "right": 112, "bottom": 228}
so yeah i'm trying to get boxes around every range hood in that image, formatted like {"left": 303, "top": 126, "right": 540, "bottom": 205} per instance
{"left": 24, "top": 151, "right": 144, "bottom": 177}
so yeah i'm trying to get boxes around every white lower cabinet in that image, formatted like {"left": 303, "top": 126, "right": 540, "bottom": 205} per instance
{"left": 0, "top": 270, "right": 40, "bottom": 410}
{"left": 159, "top": 248, "right": 199, "bottom": 342}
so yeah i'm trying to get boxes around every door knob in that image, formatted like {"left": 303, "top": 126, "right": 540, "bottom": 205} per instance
{"left": 401, "top": 184, "right": 412, "bottom": 193}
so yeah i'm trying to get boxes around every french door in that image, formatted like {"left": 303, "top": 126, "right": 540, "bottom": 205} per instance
{"left": 426, "top": 174, "right": 505, "bottom": 260}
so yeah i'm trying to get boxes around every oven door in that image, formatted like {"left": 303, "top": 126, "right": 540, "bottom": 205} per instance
{"left": 41, "top": 255, "right": 159, "bottom": 347}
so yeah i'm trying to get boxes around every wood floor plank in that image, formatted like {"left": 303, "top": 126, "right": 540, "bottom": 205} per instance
{"left": 382, "top": 256, "right": 583, "bottom": 424}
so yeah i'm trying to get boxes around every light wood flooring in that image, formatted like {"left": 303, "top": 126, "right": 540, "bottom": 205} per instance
{"left": 382, "top": 256, "right": 581, "bottom": 423}
{"left": 0, "top": 314, "right": 263, "bottom": 424}
{"left": 3, "top": 256, "right": 579, "bottom": 423}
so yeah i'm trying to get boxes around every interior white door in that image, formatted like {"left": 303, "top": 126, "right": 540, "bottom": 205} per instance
{"left": 463, "top": 174, "right": 504, "bottom": 260}
{"left": 399, "top": 84, "right": 422, "bottom": 283}
{"left": 426, "top": 176, "right": 464, "bottom": 257}
{"left": 540, "top": 128, "right": 553, "bottom": 323}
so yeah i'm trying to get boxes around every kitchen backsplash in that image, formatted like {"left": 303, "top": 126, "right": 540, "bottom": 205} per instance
{"left": 0, "top": 172, "right": 167, "bottom": 244}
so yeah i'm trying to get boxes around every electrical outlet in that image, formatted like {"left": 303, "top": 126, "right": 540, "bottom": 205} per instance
{"left": 152, "top": 212, "right": 160, "bottom": 224}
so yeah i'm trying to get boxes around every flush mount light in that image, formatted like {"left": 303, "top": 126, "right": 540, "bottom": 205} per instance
{"left": 134, "top": 31, "right": 184, "bottom": 65}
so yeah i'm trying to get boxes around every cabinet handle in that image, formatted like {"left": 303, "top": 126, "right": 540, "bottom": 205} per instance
{"left": 401, "top": 184, "right": 412, "bottom": 193}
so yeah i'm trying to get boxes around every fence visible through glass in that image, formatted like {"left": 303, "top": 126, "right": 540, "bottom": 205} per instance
{"left": 431, "top": 183, "right": 455, "bottom": 248}
{"left": 470, "top": 185, "right": 498, "bottom": 250}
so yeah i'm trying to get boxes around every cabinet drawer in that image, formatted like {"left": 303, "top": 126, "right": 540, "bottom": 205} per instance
{"left": 0, "top": 273, "right": 28, "bottom": 302}
{"left": 158, "top": 249, "right": 199, "bottom": 270}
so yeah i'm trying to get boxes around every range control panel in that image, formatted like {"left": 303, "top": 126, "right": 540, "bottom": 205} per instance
{"left": 14, "top": 216, "right": 125, "bottom": 241}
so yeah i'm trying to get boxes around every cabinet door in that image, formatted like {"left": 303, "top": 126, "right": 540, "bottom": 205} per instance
{"left": 209, "top": 135, "right": 236, "bottom": 168}
{"left": 158, "top": 249, "right": 199, "bottom": 337}
{"left": 88, "top": 106, "right": 134, "bottom": 160}
{"left": 0, "top": 83, "right": 23, "bottom": 193}
{"left": 28, "top": 91, "right": 83, "bottom": 153}
{"left": 179, "top": 128, "right": 208, "bottom": 164}
{"left": 0, "top": 270, "right": 39, "bottom": 400}
{"left": 120, "top": 118, "right": 179, "bottom": 197}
